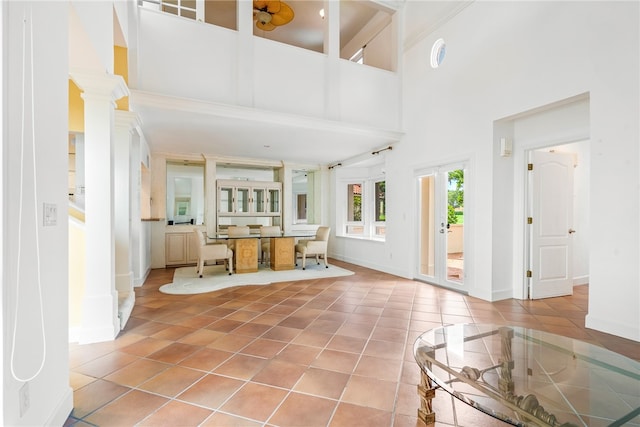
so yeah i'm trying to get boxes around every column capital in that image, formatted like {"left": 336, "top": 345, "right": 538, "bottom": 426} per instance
{"left": 114, "top": 110, "right": 142, "bottom": 133}
{"left": 70, "top": 69, "right": 129, "bottom": 102}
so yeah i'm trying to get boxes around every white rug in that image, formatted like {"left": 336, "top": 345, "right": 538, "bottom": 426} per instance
{"left": 159, "top": 263, "right": 354, "bottom": 295}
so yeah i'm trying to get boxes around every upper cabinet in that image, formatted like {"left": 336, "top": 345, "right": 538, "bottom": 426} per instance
{"left": 217, "top": 180, "right": 281, "bottom": 216}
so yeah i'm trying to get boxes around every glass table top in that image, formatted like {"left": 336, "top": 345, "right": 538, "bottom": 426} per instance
{"left": 414, "top": 324, "right": 640, "bottom": 426}
{"left": 208, "top": 231, "right": 316, "bottom": 239}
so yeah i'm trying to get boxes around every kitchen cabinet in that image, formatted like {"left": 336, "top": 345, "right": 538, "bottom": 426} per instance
{"left": 165, "top": 231, "right": 199, "bottom": 266}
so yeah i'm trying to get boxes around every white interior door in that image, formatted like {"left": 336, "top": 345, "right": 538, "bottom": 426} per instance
{"left": 416, "top": 163, "right": 465, "bottom": 289}
{"left": 529, "top": 150, "right": 575, "bottom": 299}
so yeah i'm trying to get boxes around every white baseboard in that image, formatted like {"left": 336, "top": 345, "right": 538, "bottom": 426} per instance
{"left": 134, "top": 267, "right": 151, "bottom": 287}
{"left": 573, "top": 275, "right": 589, "bottom": 286}
{"left": 46, "top": 385, "right": 74, "bottom": 426}
{"left": 118, "top": 291, "right": 136, "bottom": 330}
{"left": 330, "top": 253, "right": 409, "bottom": 279}
{"left": 585, "top": 313, "right": 640, "bottom": 342}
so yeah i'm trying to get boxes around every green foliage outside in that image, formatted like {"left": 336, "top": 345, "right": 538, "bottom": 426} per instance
{"left": 376, "top": 181, "right": 385, "bottom": 221}
{"left": 353, "top": 195, "right": 361, "bottom": 221}
{"left": 447, "top": 169, "right": 464, "bottom": 224}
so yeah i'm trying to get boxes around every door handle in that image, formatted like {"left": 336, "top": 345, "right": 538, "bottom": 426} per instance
{"left": 568, "top": 229, "right": 576, "bottom": 234}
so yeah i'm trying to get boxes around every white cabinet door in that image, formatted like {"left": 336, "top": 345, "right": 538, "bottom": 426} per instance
{"left": 187, "top": 231, "right": 200, "bottom": 264}
{"left": 217, "top": 180, "right": 282, "bottom": 216}
{"left": 267, "top": 187, "right": 280, "bottom": 215}
{"left": 252, "top": 188, "right": 266, "bottom": 214}
{"left": 165, "top": 233, "right": 187, "bottom": 265}
{"left": 218, "top": 185, "right": 234, "bottom": 214}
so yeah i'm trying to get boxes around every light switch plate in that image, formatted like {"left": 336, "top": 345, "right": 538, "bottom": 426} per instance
{"left": 43, "top": 203, "right": 57, "bottom": 226}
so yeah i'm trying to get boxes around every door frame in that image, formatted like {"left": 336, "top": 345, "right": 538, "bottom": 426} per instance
{"left": 414, "top": 158, "right": 472, "bottom": 293}
{"left": 527, "top": 149, "right": 575, "bottom": 299}
{"left": 514, "top": 139, "right": 586, "bottom": 299}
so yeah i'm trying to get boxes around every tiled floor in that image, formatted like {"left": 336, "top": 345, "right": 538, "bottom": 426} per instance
{"left": 66, "top": 260, "right": 639, "bottom": 426}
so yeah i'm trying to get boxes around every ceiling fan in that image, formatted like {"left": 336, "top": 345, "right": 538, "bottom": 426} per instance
{"left": 253, "top": 0, "right": 295, "bottom": 31}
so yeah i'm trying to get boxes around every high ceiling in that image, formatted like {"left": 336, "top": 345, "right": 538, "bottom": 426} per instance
{"left": 129, "top": 1, "right": 471, "bottom": 167}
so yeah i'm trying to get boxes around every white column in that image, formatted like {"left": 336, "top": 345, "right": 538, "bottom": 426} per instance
{"left": 324, "top": 0, "right": 340, "bottom": 120}
{"left": 114, "top": 110, "right": 141, "bottom": 329}
{"left": 74, "top": 134, "right": 86, "bottom": 208}
{"left": 236, "top": 0, "right": 254, "bottom": 106}
{"left": 205, "top": 156, "right": 218, "bottom": 236}
{"left": 71, "top": 71, "right": 128, "bottom": 344}
{"left": 131, "top": 131, "right": 144, "bottom": 287}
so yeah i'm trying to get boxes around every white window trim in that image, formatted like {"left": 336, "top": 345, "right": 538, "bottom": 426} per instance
{"left": 338, "top": 176, "right": 385, "bottom": 241}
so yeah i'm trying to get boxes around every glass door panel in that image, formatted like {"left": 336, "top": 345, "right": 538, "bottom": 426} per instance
{"left": 253, "top": 188, "right": 265, "bottom": 213}
{"left": 446, "top": 169, "right": 464, "bottom": 283}
{"left": 417, "top": 163, "right": 466, "bottom": 289}
{"left": 218, "top": 186, "right": 234, "bottom": 214}
{"left": 268, "top": 188, "right": 280, "bottom": 214}
{"left": 236, "top": 187, "right": 250, "bottom": 213}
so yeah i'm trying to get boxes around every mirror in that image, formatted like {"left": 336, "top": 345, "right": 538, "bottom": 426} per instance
{"left": 292, "top": 169, "right": 317, "bottom": 224}
{"left": 166, "top": 162, "right": 205, "bottom": 225}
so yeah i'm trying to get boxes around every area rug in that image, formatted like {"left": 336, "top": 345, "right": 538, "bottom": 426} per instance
{"left": 159, "top": 263, "right": 354, "bottom": 295}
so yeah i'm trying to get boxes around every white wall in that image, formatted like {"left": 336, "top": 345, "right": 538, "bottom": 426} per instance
{"left": 2, "top": 2, "right": 73, "bottom": 425}
{"left": 70, "top": 0, "right": 114, "bottom": 73}
{"left": 505, "top": 97, "right": 590, "bottom": 300}
{"left": 336, "top": 1, "right": 638, "bottom": 341}
{"left": 136, "top": 8, "right": 400, "bottom": 130}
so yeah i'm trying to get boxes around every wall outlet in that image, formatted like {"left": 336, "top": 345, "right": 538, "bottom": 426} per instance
{"left": 19, "top": 382, "right": 30, "bottom": 417}
{"left": 43, "top": 202, "right": 57, "bottom": 226}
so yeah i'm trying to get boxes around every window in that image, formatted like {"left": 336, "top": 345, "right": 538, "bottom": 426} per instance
{"left": 374, "top": 180, "right": 386, "bottom": 237}
{"left": 139, "top": 0, "right": 196, "bottom": 20}
{"left": 340, "top": 178, "right": 385, "bottom": 240}
{"left": 346, "top": 183, "right": 363, "bottom": 235}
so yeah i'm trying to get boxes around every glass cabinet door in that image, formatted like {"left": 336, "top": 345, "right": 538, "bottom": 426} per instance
{"left": 253, "top": 188, "right": 265, "bottom": 213}
{"left": 236, "top": 187, "right": 250, "bottom": 213}
{"left": 268, "top": 188, "right": 280, "bottom": 214}
{"left": 218, "top": 186, "right": 234, "bottom": 213}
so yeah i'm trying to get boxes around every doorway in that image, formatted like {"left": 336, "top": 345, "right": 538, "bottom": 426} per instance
{"left": 525, "top": 142, "right": 590, "bottom": 299}
{"left": 416, "top": 162, "right": 466, "bottom": 290}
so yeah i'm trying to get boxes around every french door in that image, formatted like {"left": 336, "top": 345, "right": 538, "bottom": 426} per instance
{"left": 416, "top": 162, "right": 466, "bottom": 289}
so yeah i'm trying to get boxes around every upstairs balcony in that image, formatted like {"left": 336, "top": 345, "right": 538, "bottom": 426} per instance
{"left": 133, "top": 0, "right": 402, "bottom": 147}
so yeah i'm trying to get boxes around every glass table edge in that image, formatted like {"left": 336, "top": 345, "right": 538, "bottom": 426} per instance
{"left": 412, "top": 323, "right": 640, "bottom": 427}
